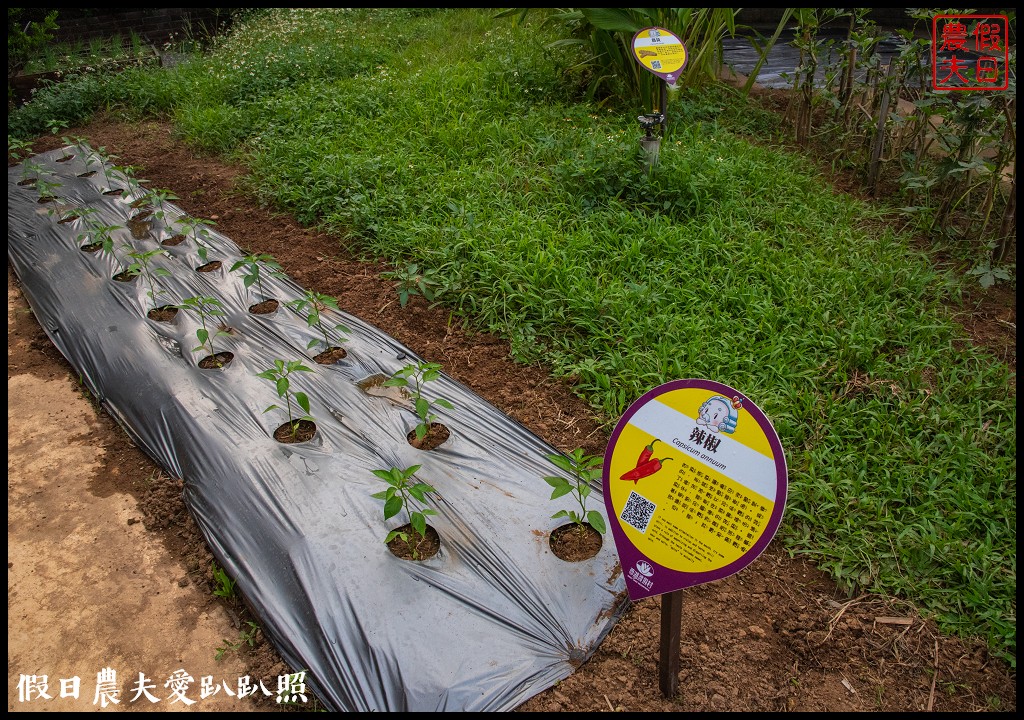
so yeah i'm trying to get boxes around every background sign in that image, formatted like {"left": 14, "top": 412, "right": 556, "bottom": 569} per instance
{"left": 603, "top": 379, "right": 786, "bottom": 601}
{"left": 631, "top": 27, "right": 688, "bottom": 85}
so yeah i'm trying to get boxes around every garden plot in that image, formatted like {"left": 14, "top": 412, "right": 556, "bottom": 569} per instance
{"left": 8, "top": 146, "right": 627, "bottom": 712}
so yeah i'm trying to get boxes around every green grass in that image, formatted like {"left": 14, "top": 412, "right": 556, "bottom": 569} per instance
{"left": 7, "top": 8, "right": 1015, "bottom": 668}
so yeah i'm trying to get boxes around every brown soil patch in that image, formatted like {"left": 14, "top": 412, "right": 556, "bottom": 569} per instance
{"left": 549, "top": 523, "right": 603, "bottom": 562}
{"left": 407, "top": 422, "right": 450, "bottom": 451}
{"left": 313, "top": 346, "right": 347, "bottom": 365}
{"left": 147, "top": 305, "right": 179, "bottom": 322}
{"left": 385, "top": 523, "right": 441, "bottom": 561}
{"left": 248, "top": 299, "right": 279, "bottom": 315}
{"left": 9, "top": 116, "right": 1015, "bottom": 713}
{"left": 271, "top": 419, "right": 317, "bottom": 444}
{"left": 198, "top": 351, "right": 234, "bottom": 369}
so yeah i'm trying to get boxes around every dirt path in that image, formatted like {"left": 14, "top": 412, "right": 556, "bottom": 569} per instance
{"left": 7, "top": 118, "right": 1016, "bottom": 712}
{"left": 8, "top": 271, "right": 268, "bottom": 712}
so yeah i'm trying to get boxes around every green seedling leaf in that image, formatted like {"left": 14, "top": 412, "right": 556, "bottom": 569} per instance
{"left": 257, "top": 358, "right": 318, "bottom": 433}
{"left": 371, "top": 464, "right": 436, "bottom": 554}
{"left": 385, "top": 529, "right": 408, "bottom": 544}
{"left": 410, "top": 512, "right": 427, "bottom": 538}
{"left": 383, "top": 495, "right": 403, "bottom": 520}
{"left": 543, "top": 450, "right": 606, "bottom": 534}
{"left": 415, "top": 397, "right": 430, "bottom": 420}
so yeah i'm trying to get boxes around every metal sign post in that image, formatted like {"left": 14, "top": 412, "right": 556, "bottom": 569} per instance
{"left": 603, "top": 379, "right": 788, "bottom": 698}
{"left": 630, "top": 27, "right": 687, "bottom": 167}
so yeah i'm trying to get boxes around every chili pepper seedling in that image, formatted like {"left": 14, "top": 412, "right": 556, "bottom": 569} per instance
{"left": 141, "top": 188, "right": 180, "bottom": 222}
{"left": 64, "top": 204, "right": 98, "bottom": 229}
{"left": 45, "top": 196, "right": 78, "bottom": 223}
{"left": 18, "top": 158, "right": 45, "bottom": 187}
{"left": 123, "top": 246, "right": 172, "bottom": 309}
{"left": 175, "top": 215, "right": 217, "bottom": 263}
{"left": 256, "top": 359, "right": 317, "bottom": 440}
{"left": 77, "top": 214, "right": 123, "bottom": 257}
{"left": 33, "top": 174, "right": 63, "bottom": 203}
{"left": 177, "top": 296, "right": 231, "bottom": 367}
{"left": 111, "top": 164, "right": 146, "bottom": 196}
{"left": 382, "top": 361, "right": 454, "bottom": 445}
{"left": 370, "top": 465, "right": 438, "bottom": 559}
{"left": 287, "top": 290, "right": 350, "bottom": 353}
{"left": 84, "top": 145, "right": 119, "bottom": 189}
{"left": 544, "top": 448, "right": 607, "bottom": 535}
{"left": 230, "top": 252, "right": 286, "bottom": 303}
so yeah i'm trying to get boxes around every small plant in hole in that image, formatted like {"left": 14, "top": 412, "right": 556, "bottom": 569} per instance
{"left": 256, "top": 359, "right": 317, "bottom": 441}
{"left": 141, "top": 188, "right": 180, "bottom": 222}
{"left": 288, "top": 290, "right": 350, "bottom": 354}
{"left": 382, "top": 361, "right": 454, "bottom": 447}
{"left": 210, "top": 561, "right": 237, "bottom": 599}
{"left": 33, "top": 173, "right": 62, "bottom": 203}
{"left": 94, "top": 147, "right": 121, "bottom": 189}
{"left": 544, "top": 448, "right": 607, "bottom": 535}
{"left": 230, "top": 252, "right": 285, "bottom": 307}
{"left": 177, "top": 296, "right": 231, "bottom": 367}
{"left": 175, "top": 215, "right": 217, "bottom": 263}
{"left": 78, "top": 144, "right": 119, "bottom": 188}
{"left": 17, "top": 158, "right": 44, "bottom": 187}
{"left": 76, "top": 143, "right": 106, "bottom": 177}
{"left": 382, "top": 262, "right": 445, "bottom": 307}
{"left": 77, "top": 213, "right": 123, "bottom": 256}
{"left": 123, "top": 246, "right": 171, "bottom": 308}
{"left": 111, "top": 163, "right": 147, "bottom": 197}
{"left": 45, "top": 196, "right": 78, "bottom": 223}
{"left": 370, "top": 465, "right": 438, "bottom": 560}
{"left": 65, "top": 204, "right": 98, "bottom": 230}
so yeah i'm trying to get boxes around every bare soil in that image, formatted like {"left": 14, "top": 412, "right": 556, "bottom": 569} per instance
{"left": 8, "top": 117, "right": 1016, "bottom": 712}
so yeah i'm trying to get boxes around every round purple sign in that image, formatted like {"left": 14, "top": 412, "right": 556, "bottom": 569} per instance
{"left": 603, "top": 379, "right": 787, "bottom": 600}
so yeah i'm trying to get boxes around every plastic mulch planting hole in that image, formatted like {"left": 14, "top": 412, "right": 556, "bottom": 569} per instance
{"left": 313, "top": 346, "right": 347, "bottom": 365}
{"left": 248, "top": 298, "right": 280, "bottom": 315}
{"left": 147, "top": 305, "right": 180, "bottom": 323}
{"left": 8, "top": 146, "right": 627, "bottom": 712}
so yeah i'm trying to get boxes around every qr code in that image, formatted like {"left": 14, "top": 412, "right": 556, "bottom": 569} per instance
{"left": 651, "top": 59, "right": 662, "bottom": 70}
{"left": 620, "top": 491, "right": 656, "bottom": 533}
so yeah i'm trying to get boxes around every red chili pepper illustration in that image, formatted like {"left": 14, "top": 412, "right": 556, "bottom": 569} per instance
{"left": 637, "top": 438, "right": 658, "bottom": 467}
{"left": 620, "top": 457, "right": 672, "bottom": 483}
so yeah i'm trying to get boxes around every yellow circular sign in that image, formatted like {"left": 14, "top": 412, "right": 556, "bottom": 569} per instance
{"left": 603, "top": 379, "right": 787, "bottom": 600}
{"left": 631, "top": 27, "right": 688, "bottom": 84}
